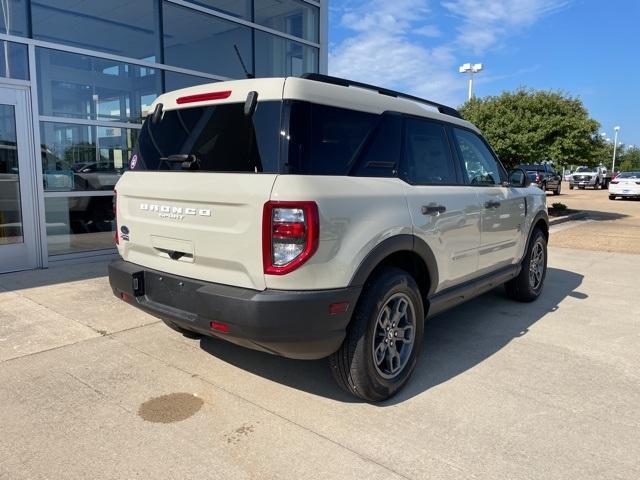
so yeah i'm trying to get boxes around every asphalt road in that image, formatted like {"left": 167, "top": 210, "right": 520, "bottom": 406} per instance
{"left": 1, "top": 245, "right": 639, "bottom": 478}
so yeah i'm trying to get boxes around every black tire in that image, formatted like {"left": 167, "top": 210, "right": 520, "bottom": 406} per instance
{"left": 329, "top": 267, "right": 424, "bottom": 402}
{"left": 505, "top": 229, "right": 547, "bottom": 302}
{"left": 553, "top": 182, "right": 561, "bottom": 196}
{"left": 569, "top": 184, "right": 574, "bottom": 190}
{"left": 609, "top": 195, "right": 616, "bottom": 200}
{"left": 594, "top": 179, "right": 600, "bottom": 190}
{"left": 163, "top": 320, "right": 201, "bottom": 339}
{"left": 541, "top": 182, "right": 547, "bottom": 191}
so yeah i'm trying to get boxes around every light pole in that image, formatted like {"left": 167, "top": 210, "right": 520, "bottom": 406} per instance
{"left": 459, "top": 63, "right": 483, "bottom": 101}
{"left": 612, "top": 126, "right": 620, "bottom": 173}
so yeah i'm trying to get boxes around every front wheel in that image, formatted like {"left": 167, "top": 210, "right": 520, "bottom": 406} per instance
{"left": 329, "top": 267, "right": 424, "bottom": 402}
{"left": 505, "top": 229, "right": 547, "bottom": 302}
{"left": 609, "top": 194, "right": 616, "bottom": 200}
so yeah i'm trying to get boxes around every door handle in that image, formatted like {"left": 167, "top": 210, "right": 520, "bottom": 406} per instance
{"left": 484, "top": 200, "right": 501, "bottom": 209}
{"left": 422, "top": 205, "right": 446, "bottom": 215}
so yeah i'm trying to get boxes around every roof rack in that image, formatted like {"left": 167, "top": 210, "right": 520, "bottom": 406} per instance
{"left": 300, "top": 73, "right": 463, "bottom": 119}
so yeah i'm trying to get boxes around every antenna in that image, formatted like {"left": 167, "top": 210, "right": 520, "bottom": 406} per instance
{"left": 234, "top": 44, "right": 254, "bottom": 79}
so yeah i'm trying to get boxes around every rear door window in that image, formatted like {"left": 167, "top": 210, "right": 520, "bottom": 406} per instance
{"left": 401, "top": 118, "right": 458, "bottom": 185}
{"left": 132, "top": 101, "right": 282, "bottom": 173}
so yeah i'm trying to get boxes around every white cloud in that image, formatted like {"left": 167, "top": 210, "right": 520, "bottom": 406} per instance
{"left": 414, "top": 25, "right": 442, "bottom": 37}
{"left": 330, "top": 0, "right": 462, "bottom": 105}
{"left": 329, "top": 0, "right": 568, "bottom": 106}
{"left": 443, "top": 0, "right": 570, "bottom": 52}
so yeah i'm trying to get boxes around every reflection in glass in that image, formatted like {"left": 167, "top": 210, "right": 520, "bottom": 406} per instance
{"left": 40, "top": 122, "right": 138, "bottom": 191}
{"left": 184, "top": 0, "right": 250, "bottom": 20}
{"left": 164, "top": 71, "right": 217, "bottom": 92}
{"left": 163, "top": 2, "right": 253, "bottom": 78}
{"left": 0, "top": 0, "right": 28, "bottom": 37}
{"left": 31, "top": 0, "right": 160, "bottom": 60}
{"left": 254, "top": 31, "right": 318, "bottom": 77}
{"left": 36, "top": 48, "right": 161, "bottom": 123}
{"left": 254, "top": 0, "right": 319, "bottom": 42}
{"left": 0, "top": 41, "right": 29, "bottom": 80}
{"left": 45, "top": 195, "right": 115, "bottom": 255}
{"left": 0, "top": 104, "right": 22, "bottom": 245}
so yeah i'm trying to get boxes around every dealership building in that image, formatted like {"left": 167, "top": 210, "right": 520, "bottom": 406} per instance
{"left": 0, "top": 0, "right": 327, "bottom": 272}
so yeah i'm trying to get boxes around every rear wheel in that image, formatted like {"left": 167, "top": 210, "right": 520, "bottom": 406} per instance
{"left": 329, "top": 267, "right": 424, "bottom": 402}
{"left": 505, "top": 229, "right": 547, "bottom": 302}
{"left": 569, "top": 184, "right": 574, "bottom": 190}
{"left": 553, "top": 182, "right": 561, "bottom": 196}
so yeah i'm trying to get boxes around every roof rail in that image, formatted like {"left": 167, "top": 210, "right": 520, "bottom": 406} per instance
{"left": 300, "top": 73, "right": 463, "bottom": 119}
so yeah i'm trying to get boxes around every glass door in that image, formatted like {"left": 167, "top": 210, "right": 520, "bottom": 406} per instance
{"left": 0, "top": 86, "right": 38, "bottom": 273}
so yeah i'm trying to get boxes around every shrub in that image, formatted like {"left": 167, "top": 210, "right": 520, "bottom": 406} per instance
{"left": 551, "top": 202, "right": 567, "bottom": 210}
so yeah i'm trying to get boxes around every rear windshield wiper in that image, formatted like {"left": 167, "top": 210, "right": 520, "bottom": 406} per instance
{"left": 160, "top": 154, "right": 200, "bottom": 171}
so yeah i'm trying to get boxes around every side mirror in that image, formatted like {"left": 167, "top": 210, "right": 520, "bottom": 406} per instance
{"left": 508, "top": 168, "right": 530, "bottom": 187}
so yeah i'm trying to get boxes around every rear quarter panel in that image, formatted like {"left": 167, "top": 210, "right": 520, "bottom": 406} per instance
{"left": 266, "top": 176, "right": 412, "bottom": 290}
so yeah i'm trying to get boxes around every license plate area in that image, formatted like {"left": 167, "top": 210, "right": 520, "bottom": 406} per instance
{"left": 144, "top": 272, "right": 200, "bottom": 313}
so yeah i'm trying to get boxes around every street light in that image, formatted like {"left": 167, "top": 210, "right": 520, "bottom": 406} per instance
{"left": 459, "top": 63, "right": 483, "bottom": 101}
{"left": 612, "top": 126, "right": 620, "bottom": 173}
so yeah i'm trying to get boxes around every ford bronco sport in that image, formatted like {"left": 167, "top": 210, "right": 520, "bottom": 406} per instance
{"left": 109, "top": 74, "right": 549, "bottom": 402}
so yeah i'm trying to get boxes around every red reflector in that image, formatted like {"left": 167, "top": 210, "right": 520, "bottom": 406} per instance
{"left": 210, "top": 321, "right": 229, "bottom": 333}
{"left": 120, "top": 292, "right": 130, "bottom": 302}
{"left": 273, "top": 222, "right": 306, "bottom": 239}
{"left": 176, "top": 90, "right": 232, "bottom": 104}
{"left": 329, "top": 302, "right": 349, "bottom": 315}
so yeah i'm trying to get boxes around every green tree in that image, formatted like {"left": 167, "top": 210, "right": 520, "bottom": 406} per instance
{"left": 617, "top": 146, "right": 640, "bottom": 171}
{"left": 459, "top": 89, "right": 605, "bottom": 169}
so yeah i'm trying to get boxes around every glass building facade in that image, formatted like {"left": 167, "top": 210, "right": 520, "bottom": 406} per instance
{"left": 0, "top": 0, "right": 326, "bottom": 271}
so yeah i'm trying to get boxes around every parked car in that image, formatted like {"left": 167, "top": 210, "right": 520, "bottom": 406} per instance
{"left": 517, "top": 163, "right": 562, "bottom": 195}
{"left": 609, "top": 171, "right": 640, "bottom": 200}
{"left": 570, "top": 165, "right": 609, "bottom": 189}
{"left": 109, "top": 74, "right": 549, "bottom": 402}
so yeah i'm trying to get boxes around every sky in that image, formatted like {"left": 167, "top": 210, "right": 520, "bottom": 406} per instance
{"left": 328, "top": 0, "right": 640, "bottom": 147}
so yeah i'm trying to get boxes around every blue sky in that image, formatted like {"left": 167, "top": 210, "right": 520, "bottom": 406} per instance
{"left": 328, "top": 0, "right": 640, "bottom": 147}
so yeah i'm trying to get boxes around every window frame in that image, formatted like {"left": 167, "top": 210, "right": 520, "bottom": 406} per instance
{"left": 449, "top": 125, "right": 508, "bottom": 187}
{"left": 398, "top": 114, "right": 464, "bottom": 187}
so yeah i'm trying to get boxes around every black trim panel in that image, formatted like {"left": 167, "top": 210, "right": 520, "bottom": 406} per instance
{"left": 349, "top": 234, "right": 439, "bottom": 295}
{"left": 427, "top": 264, "right": 520, "bottom": 318}
{"left": 109, "top": 260, "right": 361, "bottom": 360}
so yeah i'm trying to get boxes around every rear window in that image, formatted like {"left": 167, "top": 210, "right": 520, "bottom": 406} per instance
{"left": 286, "top": 101, "right": 378, "bottom": 175}
{"left": 131, "top": 101, "right": 282, "bottom": 173}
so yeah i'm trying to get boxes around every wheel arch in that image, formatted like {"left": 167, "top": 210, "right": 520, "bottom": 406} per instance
{"left": 349, "top": 235, "right": 439, "bottom": 302}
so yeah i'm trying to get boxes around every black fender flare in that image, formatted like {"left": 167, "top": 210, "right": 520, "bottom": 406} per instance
{"left": 348, "top": 234, "right": 439, "bottom": 296}
{"left": 520, "top": 210, "right": 549, "bottom": 262}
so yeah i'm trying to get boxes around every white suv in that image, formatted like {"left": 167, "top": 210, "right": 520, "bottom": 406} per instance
{"left": 109, "top": 74, "right": 549, "bottom": 401}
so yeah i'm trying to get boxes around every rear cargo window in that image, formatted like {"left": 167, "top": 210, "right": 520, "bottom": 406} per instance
{"left": 131, "top": 101, "right": 281, "bottom": 173}
{"left": 287, "top": 102, "right": 378, "bottom": 175}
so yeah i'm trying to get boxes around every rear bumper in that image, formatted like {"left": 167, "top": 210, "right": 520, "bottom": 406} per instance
{"left": 108, "top": 259, "right": 360, "bottom": 360}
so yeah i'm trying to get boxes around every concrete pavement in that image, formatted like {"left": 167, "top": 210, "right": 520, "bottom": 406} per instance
{"left": 1, "top": 246, "right": 639, "bottom": 479}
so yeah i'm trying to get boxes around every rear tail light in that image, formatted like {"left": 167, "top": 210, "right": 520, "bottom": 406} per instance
{"left": 262, "top": 201, "right": 319, "bottom": 275}
{"left": 535, "top": 175, "right": 541, "bottom": 182}
{"left": 114, "top": 190, "right": 118, "bottom": 245}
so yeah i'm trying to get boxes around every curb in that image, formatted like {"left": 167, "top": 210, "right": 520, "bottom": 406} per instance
{"left": 549, "top": 211, "right": 589, "bottom": 226}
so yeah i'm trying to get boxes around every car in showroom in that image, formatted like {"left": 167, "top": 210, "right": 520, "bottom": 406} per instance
{"left": 609, "top": 171, "right": 640, "bottom": 200}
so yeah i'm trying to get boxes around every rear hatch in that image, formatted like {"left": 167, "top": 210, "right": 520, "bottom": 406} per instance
{"left": 115, "top": 80, "right": 285, "bottom": 290}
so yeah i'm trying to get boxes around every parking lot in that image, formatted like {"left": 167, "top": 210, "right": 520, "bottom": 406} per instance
{"left": 1, "top": 189, "right": 639, "bottom": 480}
